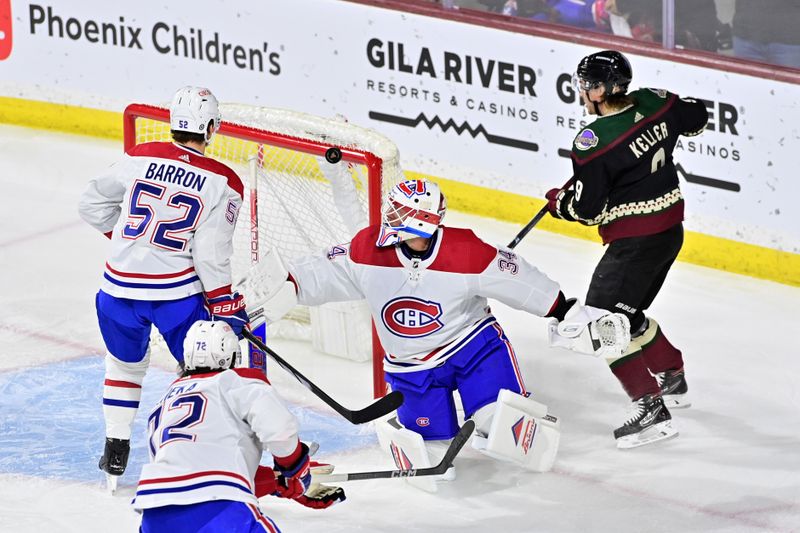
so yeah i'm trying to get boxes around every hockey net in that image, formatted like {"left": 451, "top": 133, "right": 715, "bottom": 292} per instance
{"left": 123, "top": 103, "right": 403, "bottom": 397}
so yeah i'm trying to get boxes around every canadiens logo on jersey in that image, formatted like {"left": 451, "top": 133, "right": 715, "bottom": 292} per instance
{"left": 381, "top": 297, "right": 444, "bottom": 338}
{"left": 396, "top": 180, "right": 427, "bottom": 198}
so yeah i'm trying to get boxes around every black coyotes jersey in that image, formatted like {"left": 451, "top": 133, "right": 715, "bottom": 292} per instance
{"left": 555, "top": 88, "right": 708, "bottom": 243}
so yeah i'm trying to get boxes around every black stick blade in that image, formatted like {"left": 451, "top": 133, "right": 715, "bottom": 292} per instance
{"left": 347, "top": 391, "right": 405, "bottom": 424}
{"left": 242, "top": 330, "right": 403, "bottom": 424}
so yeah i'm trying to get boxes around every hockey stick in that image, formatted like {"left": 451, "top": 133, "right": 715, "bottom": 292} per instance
{"left": 507, "top": 205, "right": 549, "bottom": 249}
{"left": 312, "top": 420, "right": 475, "bottom": 482}
{"left": 242, "top": 329, "right": 404, "bottom": 424}
{"left": 507, "top": 178, "right": 575, "bottom": 249}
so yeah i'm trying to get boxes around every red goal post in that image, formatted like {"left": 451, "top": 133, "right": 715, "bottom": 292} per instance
{"left": 123, "top": 103, "right": 403, "bottom": 398}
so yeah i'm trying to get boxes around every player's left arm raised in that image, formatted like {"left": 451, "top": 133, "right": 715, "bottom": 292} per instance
{"left": 674, "top": 94, "right": 709, "bottom": 137}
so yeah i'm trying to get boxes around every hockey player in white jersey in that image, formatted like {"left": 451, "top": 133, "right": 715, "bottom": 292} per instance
{"left": 251, "top": 178, "right": 629, "bottom": 481}
{"left": 134, "top": 321, "right": 345, "bottom": 533}
{"left": 78, "top": 87, "right": 250, "bottom": 490}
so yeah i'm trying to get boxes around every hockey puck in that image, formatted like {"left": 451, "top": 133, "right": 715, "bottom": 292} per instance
{"left": 325, "top": 147, "right": 343, "bottom": 164}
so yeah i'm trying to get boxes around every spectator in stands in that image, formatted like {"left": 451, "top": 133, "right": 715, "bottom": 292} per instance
{"left": 477, "top": 0, "right": 506, "bottom": 12}
{"left": 501, "top": 0, "right": 610, "bottom": 32}
{"left": 732, "top": 0, "right": 800, "bottom": 69}
{"left": 608, "top": 0, "right": 724, "bottom": 52}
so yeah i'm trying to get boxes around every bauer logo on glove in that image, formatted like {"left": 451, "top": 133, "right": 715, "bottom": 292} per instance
{"left": 547, "top": 303, "right": 630, "bottom": 358}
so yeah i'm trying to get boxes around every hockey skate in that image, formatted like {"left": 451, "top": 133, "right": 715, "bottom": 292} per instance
{"left": 655, "top": 368, "right": 691, "bottom": 409}
{"left": 98, "top": 437, "right": 130, "bottom": 494}
{"left": 613, "top": 395, "right": 677, "bottom": 449}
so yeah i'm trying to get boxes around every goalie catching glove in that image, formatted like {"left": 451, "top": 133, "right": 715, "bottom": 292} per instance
{"left": 548, "top": 299, "right": 630, "bottom": 358}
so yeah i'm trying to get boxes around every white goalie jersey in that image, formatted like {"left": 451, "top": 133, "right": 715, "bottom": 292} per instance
{"left": 289, "top": 225, "right": 562, "bottom": 372}
{"left": 132, "top": 368, "right": 299, "bottom": 510}
{"left": 78, "top": 142, "right": 243, "bottom": 301}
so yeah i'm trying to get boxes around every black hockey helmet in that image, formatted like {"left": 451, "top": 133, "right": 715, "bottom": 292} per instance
{"left": 576, "top": 50, "right": 632, "bottom": 96}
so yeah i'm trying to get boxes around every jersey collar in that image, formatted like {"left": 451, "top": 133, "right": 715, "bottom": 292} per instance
{"left": 396, "top": 227, "right": 443, "bottom": 271}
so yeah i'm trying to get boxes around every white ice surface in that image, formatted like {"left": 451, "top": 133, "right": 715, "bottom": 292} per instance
{"left": 0, "top": 125, "right": 798, "bottom": 533}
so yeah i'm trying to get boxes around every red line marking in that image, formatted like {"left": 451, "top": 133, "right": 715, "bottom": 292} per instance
{"left": 0, "top": 323, "right": 104, "bottom": 372}
{"left": 0, "top": 220, "right": 84, "bottom": 248}
{"left": 552, "top": 466, "right": 791, "bottom": 530}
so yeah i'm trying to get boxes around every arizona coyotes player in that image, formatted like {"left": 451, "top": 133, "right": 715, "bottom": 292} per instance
{"left": 546, "top": 50, "right": 708, "bottom": 448}
{"left": 247, "top": 178, "right": 629, "bottom": 483}
{"left": 134, "top": 321, "right": 344, "bottom": 532}
{"left": 78, "top": 86, "right": 249, "bottom": 491}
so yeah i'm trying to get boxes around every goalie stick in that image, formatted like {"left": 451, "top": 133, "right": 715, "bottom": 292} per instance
{"left": 507, "top": 178, "right": 575, "bottom": 249}
{"left": 311, "top": 420, "right": 475, "bottom": 482}
{"left": 242, "top": 329, "right": 403, "bottom": 424}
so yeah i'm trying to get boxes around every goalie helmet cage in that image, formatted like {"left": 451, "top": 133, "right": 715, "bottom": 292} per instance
{"left": 123, "top": 103, "right": 403, "bottom": 398}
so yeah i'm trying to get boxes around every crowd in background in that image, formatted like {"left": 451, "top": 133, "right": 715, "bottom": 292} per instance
{"left": 432, "top": 0, "right": 800, "bottom": 70}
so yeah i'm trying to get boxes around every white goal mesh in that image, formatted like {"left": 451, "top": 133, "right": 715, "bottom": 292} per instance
{"left": 124, "top": 103, "right": 403, "bottom": 396}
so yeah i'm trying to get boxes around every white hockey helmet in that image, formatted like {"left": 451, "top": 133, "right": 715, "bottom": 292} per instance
{"left": 169, "top": 86, "right": 221, "bottom": 143}
{"left": 183, "top": 320, "right": 240, "bottom": 371}
{"left": 377, "top": 179, "right": 446, "bottom": 247}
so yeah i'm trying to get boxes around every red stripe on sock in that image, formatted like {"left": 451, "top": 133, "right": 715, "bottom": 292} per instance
{"left": 104, "top": 379, "right": 141, "bottom": 389}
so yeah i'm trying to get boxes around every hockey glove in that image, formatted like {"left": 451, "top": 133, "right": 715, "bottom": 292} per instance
{"left": 545, "top": 188, "right": 565, "bottom": 218}
{"left": 205, "top": 288, "right": 248, "bottom": 338}
{"left": 272, "top": 441, "right": 312, "bottom": 500}
{"left": 548, "top": 302, "right": 631, "bottom": 358}
{"left": 255, "top": 465, "right": 346, "bottom": 509}
{"left": 544, "top": 189, "right": 561, "bottom": 218}
{"left": 298, "top": 484, "right": 347, "bottom": 509}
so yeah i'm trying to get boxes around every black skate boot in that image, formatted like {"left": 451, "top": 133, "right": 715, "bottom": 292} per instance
{"left": 613, "top": 394, "right": 677, "bottom": 449}
{"left": 656, "top": 368, "right": 691, "bottom": 409}
{"left": 99, "top": 438, "right": 130, "bottom": 493}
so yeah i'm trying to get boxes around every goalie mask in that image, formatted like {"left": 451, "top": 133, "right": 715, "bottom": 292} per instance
{"left": 169, "top": 86, "right": 222, "bottom": 143}
{"left": 377, "top": 179, "right": 446, "bottom": 247}
{"left": 183, "top": 320, "right": 240, "bottom": 371}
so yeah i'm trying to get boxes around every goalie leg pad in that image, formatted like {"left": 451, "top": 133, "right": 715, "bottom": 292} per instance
{"left": 471, "top": 389, "right": 560, "bottom": 472}
{"left": 375, "top": 417, "right": 449, "bottom": 493}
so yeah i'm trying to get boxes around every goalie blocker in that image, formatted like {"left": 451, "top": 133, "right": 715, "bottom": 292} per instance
{"left": 236, "top": 246, "right": 297, "bottom": 328}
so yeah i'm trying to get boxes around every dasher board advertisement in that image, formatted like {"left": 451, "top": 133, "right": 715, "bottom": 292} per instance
{"left": 1, "top": 0, "right": 798, "bottom": 253}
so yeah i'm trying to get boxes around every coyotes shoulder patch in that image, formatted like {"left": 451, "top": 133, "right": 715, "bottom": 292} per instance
{"left": 574, "top": 129, "right": 599, "bottom": 151}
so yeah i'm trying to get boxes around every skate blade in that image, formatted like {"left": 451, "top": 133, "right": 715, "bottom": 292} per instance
{"left": 663, "top": 393, "right": 691, "bottom": 409}
{"left": 105, "top": 473, "right": 120, "bottom": 494}
{"left": 616, "top": 421, "right": 678, "bottom": 449}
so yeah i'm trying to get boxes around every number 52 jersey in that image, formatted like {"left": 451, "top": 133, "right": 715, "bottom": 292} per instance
{"left": 78, "top": 142, "right": 244, "bottom": 301}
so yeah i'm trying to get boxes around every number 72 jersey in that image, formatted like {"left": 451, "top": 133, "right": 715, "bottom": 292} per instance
{"left": 78, "top": 142, "right": 244, "bottom": 300}
{"left": 133, "top": 368, "right": 300, "bottom": 510}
